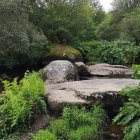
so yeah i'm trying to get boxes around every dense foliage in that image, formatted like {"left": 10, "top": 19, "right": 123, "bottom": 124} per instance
{"left": 96, "top": 0, "right": 140, "bottom": 46}
{"left": 32, "top": 105, "right": 107, "bottom": 140}
{"left": 30, "top": 0, "right": 105, "bottom": 43}
{"left": 132, "top": 65, "right": 140, "bottom": 79}
{"left": 32, "top": 130, "right": 57, "bottom": 140}
{"left": 0, "top": 72, "right": 47, "bottom": 138}
{"left": 75, "top": 40, "right": 140, "bottom": 64}
{"left": 0, "top": 0, "right": 106, "bottom": 68}
{"left": 0, "top": 0, "right": 48, "bottom": 68}
{"left": 1, "top": 0, "right": 140, "bottom": 139}
{"left": 113, "top": 83, "right": 140, "bottom": 140}
{"left": 0, "top": 0, "right": 140, "bottom": 68}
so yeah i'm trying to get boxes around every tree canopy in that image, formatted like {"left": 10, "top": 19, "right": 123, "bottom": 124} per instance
{"left": 30, "top": 0, "right": 105, "bottom": 43}
{"left": 96, "top": 0, "right": 140, "bottom": 45}
{"left": 1, "top": 0, "right": 140, "bottom": 68}
{"left": 0, "top": 0, "right": 47, "bottom": 68}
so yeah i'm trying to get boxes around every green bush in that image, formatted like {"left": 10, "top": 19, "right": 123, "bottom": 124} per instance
{"left": 97, "top": 41, "right": 139, "bottom": 65}
{"left": 50, "top": 119, "right": 69, "bottom": 140}
{"left": 63, "top": 106, "right": 93, "bottom": 129}
{"left": 68, "top": 126, "right": 98, "bottom": 140}
{"left": 32, "top": 130, "right": 57, "bottom": 140}
{"left": 113, "top": 83, "right": 140, "bottom": 140}
{"left": 75, "top": 40, "right": 140, "bottom": 64}
{"left": 74, "top": 41, "right": 99, "bottom": 62}
{"left": 132, "top": 65, "right": 140, "bottom": 79}
{"left": 62, "top": 105, "right": 107, "bottom": 138}
{"left": 31, "top": 105, "right": 107, "bottom": 140}
{"left": 0, "top": 72, "right": 47, "bottom": 138}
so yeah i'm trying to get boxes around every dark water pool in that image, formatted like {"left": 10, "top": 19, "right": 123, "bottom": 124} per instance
{"left": 0, "top": 65, "right": 42, "bottom": 92}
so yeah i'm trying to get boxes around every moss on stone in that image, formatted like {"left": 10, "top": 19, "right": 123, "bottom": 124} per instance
{"left": 49, "top": 44, "right": 83, "bottom": 62}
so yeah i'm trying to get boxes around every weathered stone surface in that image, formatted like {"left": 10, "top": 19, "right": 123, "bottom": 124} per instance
{"left": 47, "top": 90, "right": 89, "bottom": 112}
{"left": 87, "top": 63, "right": 133, "bottom": 78}
{"left": 74, "top": 62, "right": 91, "bottom": 76}
{"left": 47, "top": 79, "right": 139, "bottom": 112}
{"left": 40, "top": 60, "right": 79, "bottom": 84}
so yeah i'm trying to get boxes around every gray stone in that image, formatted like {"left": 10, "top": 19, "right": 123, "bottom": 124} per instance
{"left": 87, "top": 63, "right": 133, "bottom": 78}
{"left": 74, "top": 62, "right": 91, "bottom": 76}
{"left": 47, "top": 79, "right": 139, "bottom": 112}
{"left": 47, "top": 90, "right": 89, "bottom": 112}
{"left": 40, "top": 60, "right": 79, "bottom": 84}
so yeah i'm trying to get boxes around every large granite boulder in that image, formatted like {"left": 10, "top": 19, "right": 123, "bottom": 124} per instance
{"left": 47, "top": 79, "right": 139, "bottom": 113}
{"left": 40, "top": 60, "right": 79, "bottom": 84}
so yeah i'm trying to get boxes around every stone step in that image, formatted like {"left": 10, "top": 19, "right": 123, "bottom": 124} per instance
{"left": 47, "top": 79, "right": 139, "bottom": 112}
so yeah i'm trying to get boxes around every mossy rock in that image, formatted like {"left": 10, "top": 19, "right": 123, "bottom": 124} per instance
{"left": 49, "top": 45, "right": 83, "bottom": 62}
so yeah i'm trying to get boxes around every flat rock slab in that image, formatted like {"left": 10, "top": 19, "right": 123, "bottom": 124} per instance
{"left": 47, "top": 90, "right": 89, "bottom": 112}
{"left": 47, "top": 79, "right": 139, "bottom": 112}
{"left": 87, "top": 63, "right": 133, "bottom": 78}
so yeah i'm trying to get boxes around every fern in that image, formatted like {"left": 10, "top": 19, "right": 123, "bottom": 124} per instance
{"left": 31, "top": 105, "right": 107, "bottom": 140}
{"left": 62, "top": 105, "right": 107, "bottom": 139}
{"left": 32, "top": 130, "right": 57, "bottom": 140}
{"left": 123, "top": 120, "right": 140, "bottom": 140}
{"left": 0, "top": 71, "right": 47, "bottom": 138}
{"left": 113, "top": 84, "right": 140, "bottom": 140}
{"left": 69, "top": 125, "right": 98, "bottom": 140}
{"left": 121, "top": 84, "right": 140, "bottom": 102}
{"left": 132, "top": 65, "right": 140, "bottom": 79}
{"left": 113, "top": 102, "right": 140, "bottom": 125}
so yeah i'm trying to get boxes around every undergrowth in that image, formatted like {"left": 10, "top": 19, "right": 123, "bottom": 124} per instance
{"left": 75, "top": 40, "right": 140, "bottom": 64}
{"left": 113, "top": 83, "right": 140, "bottom": 140}
{"left": 0, "top": 71, "right": 47, "bottom": 139}
{"left": 132, "top": 64, "right": 140, "bottom": 79}
{"left": 32, "top": 105, "right": 107, "bottom": 140}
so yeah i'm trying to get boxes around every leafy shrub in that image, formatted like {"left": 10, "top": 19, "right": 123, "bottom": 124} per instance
{"left": 31, "top": 105, "right": 107, "bottom": 140}
{"left": 113, "top": 83, "right": 140, "bottom": 140}
{"left": 63, "top": 105, "right": 107, "bottom": 139}
{"left": 132, "top": 65, "right": 140, "bottom": 79}
{"left": 32, "top": 130, "right": 57, "bottom": 140}
{"left": 0, "top": 72, "right": 47, "bottom": 138}
{"left": 63, "top": 106, "right": 93, "bottom": 129}
{"left": 50, "top": 119, "right": 69, "bottom": 140}
{"left": 97, "top": 41, "right": 139, "bottom": 65}
{"left": 74, "top": 41, "right": 99, "bottom": 62}
{"left": 75, "top": 40, "right": 140, "bottom": 64}
{"left": 68, "top": 126, "right": 98, "bottom": 140}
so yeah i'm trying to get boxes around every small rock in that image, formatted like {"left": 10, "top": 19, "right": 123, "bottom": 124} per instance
{"left": 74, "top": 62, "right": 91, "bottom": 76}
